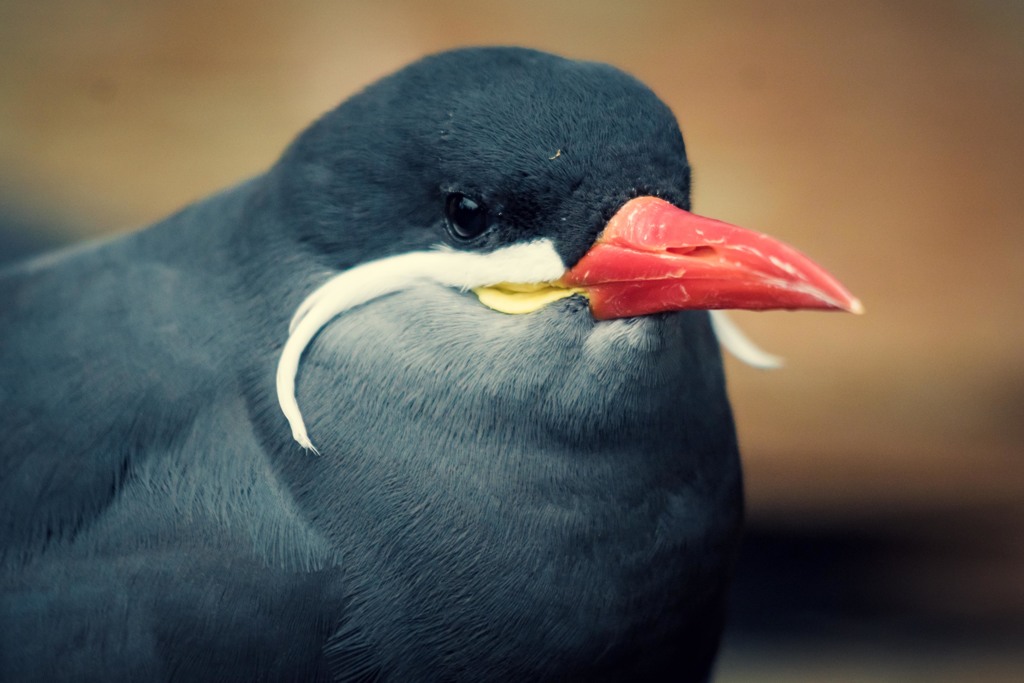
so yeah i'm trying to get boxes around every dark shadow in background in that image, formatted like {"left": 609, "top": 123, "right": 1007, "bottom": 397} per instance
{"left": 725, "top": 508, "right": 1024, "bottom": 665}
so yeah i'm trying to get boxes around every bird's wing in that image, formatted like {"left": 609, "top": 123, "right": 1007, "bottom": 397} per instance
{"left": 0, "top": 232, "right": 238, "bottom": 560}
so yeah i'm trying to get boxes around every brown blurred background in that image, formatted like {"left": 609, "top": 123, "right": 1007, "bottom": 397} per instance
{"left": 2, "top": 0, "right": 1022, "bottom": 679}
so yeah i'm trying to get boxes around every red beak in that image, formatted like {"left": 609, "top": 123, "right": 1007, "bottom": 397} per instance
{"left": 560, "top": 196, "right": 862, "bottom": 320}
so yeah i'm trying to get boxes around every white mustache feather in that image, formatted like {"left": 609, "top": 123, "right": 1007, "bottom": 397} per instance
{"left": 276, "top": 240, "right": 565, "bottom": 452}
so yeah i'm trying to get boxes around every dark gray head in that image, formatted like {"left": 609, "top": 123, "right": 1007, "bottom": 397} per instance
{"left": 273, "top": 47, "right": 691, "bottom": 267}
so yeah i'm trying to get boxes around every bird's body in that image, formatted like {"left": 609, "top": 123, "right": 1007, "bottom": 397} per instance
{"left": 1, "top": 47, "right": 856, "bottom": 681}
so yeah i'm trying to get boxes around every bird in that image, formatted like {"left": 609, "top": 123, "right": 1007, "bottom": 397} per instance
{"left": 0, "top": 47, "right": 859, "bottom": 681}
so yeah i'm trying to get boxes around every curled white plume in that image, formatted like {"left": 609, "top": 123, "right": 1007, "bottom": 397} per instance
{"left": 276, "top": 240, "right": 565, "bottom": 452}
{"left": 708, "top": 310, "right": 784, "bottom": 370}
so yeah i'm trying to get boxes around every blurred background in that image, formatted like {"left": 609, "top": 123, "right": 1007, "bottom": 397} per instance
{"left": 2, "top": 0, "right": 1021, "bottom": 679}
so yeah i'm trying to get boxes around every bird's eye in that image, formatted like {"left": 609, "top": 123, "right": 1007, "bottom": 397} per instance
{"left": 445, "top": 193, "right": 489, "bottom": 240}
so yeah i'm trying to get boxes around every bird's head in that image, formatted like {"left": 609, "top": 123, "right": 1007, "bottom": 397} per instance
{"left": 265, "top": 47, "right": 860, "bottom": 452}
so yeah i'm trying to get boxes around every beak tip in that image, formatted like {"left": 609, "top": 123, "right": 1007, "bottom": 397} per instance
{"left": 845, "top": 296, "right": 865, "bottom": 315}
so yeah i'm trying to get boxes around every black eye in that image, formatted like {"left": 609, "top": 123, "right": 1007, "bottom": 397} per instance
{"left": 445, "top": 193, "right": 489, "bottom": 240}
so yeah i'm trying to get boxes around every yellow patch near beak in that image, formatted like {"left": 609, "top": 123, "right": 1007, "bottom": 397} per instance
{"left": 472, "top": 282, "right": 584, "bottom": 314}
